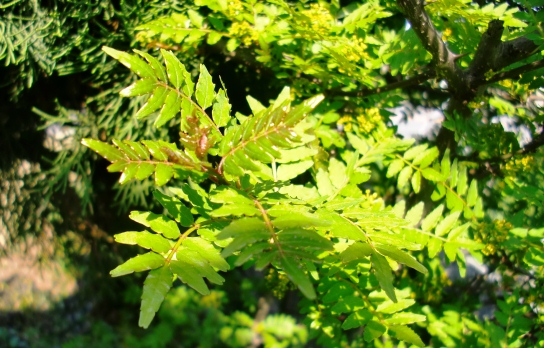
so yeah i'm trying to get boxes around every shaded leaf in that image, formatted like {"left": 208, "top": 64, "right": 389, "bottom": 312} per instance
{"left": 371, "top": 252, "right": 397, "bottom": 302}
{"left": 280, "top": 257, "right": 316, "bottom": 299}
{"left": 341, "top": 309, "right": 373, "bottom": 330}
{"left": 389, "top": 325, "right": 425, "bottom": 347}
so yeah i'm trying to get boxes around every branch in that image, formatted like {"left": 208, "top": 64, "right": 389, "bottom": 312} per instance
{"left": 326, "top": 70, "right": 436, "bottom": 98}
{"left": 468, "top": 20, "right": 539, "bottom": 87}
{"left": 396, "top": 0, "right": 466, "bottom": 96}
{"left": 459, "top": 125, "right": 544, "bottom": 178}
{"left": 467, "top": 20, "right": 505, "bottom": 85}
{"left": 485, "top": 58, "right": 544, "bottom": 85}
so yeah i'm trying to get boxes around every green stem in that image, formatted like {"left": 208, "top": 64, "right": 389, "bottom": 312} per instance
{"left": 165, "top": 224, "right": 200, "bottom": 263}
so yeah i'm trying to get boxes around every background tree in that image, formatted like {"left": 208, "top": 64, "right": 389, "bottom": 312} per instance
{"left": 1, "top": 0, "right": 543, "bottom": 347}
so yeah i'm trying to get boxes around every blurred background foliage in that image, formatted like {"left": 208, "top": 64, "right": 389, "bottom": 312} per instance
{"left": 1, "top": 0, "right": 543, "bottom": 346}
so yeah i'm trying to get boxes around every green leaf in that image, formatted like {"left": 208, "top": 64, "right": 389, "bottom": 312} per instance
{"left": 441, "top": 149, "right": 451, "bottom": 177}
{"left": 129, "top": 211, "right": 181, "bottom": 239}
{"left": 397, "top": 166, "right": 412, "bottom": 189}
{"left": 413, "top": 146, "right": 439, "bottom": 168}
{"left": 153, "top": 191, "right": 194, "bottom": 227}
{"left": 273, "top": 212, "right": 331, "bottom": 229}
{"left": 110, "top": 252, "right": 165, "bottom": 277}
{"left": 376, "top": 245, "right": 428, "bottom": 274}
{"left": 316, "top": 210, "right": 366, "bottom": 241}
{"left": 371, "top": 252, "right": 397, "bottom": 302}
{"left": 120, "top": 78, "right": 158, "bottom": 97}
{"left": 136, "top": 86, "right": 169, "bottom": 119}
{"left": 328, "top": 157, "right": 347, "bottom": 189}
{"left": 389, "top": 325, "right": 425, "bottom": 347}
{"left": 183, "top": 237, "right": 230, "bottom": 271}
{"left": 466, "top": 179, "right": 478, "bottom": 207}
{"left": 217, "top": 217, "right": 268, "bottom": 239}
{"left": 221, "top": 231, "right": 272, "bottom": 257}
{"left": 119, "top": 163, "right": 138, "bottom": 184}
{"left": 331, "top": 295, "right": 366, "bottom": 314}
{"left": 376, "top": 299, "right": 415, "bottom": 313}
{"left": 427, "top": 238, "right": 442, "bottom": 258}
{"left": 161, "top": 50, "right": 187, "bottom": 91}
{"left": 82, "top": 139, "right": 125, "bottom": 162}
{"left": 411, "top": 170, "right": 421, "bottom": 193}
{"left": 177, "top": 247, "right": 224, "bottom": 285}
{"left": 210, "top": 203, "right": 260, "bottom": 217}
{"left": 276, "top": 160, "right": 314, "bottom": 181}
{"left": 247, "top": 95, "right": 266, "bottom": 115}
{"left": 421, "top": 204, "right": 444, "bottom": 231}
{"left": 135, "top": 163, "right": 155, "bottom": 180}
{"left": 280, "top": 257, "right": 316, "bottom": 299}
{"left": 155, "top": 90, "right": 181, "bottom": 127}
{"left": 278, "top": 228, "right": 334, "bottom": 250}
{"left": 135, "top": 50, "right": 168, "bottom": 82}
{"left": 124, "top": 140, "right": 150, "bottom": 160}
{"left": 233, "top": 242, "right": 271, "bottom": 266}
{"left": 210, "top": 186, "right": 255, "bottom": 205}
{"left": 405, "top": 202, "right": 424, "bottom": 227}
{"left": 277, "top": 147, "right": 318, "bottom": 163}
{"left": 383, "top": 313, "right": 427, "bottom": 325}
{"left": 139, "top": 267, "right": 173, "bottom": 328}
{"left": 212, "top": 88, "right": 231, "bottom": 127}
{"left": 403, "top": 144, "right": 428, "bottom": 160}
{"left": 114, "top": 231, "right": 171, "bottom": 253}
{"left": 363, "top": 321, "right": 386, "bottom": 342}
{"left": 435, "top": 212, "right": 461, "bottom": 237}
{"left": 103, "top": 47, "right": 156, "bottom": 79}
{"left": 387, "top": 159, "right": 404, "bottom": 177}
{"left": 170, "top": 260, "right": 210, "bottom": 295}
{"left": 195, "top": 64, "right": 215, "bottom": 109}
{"left": 422, "top": 167, "right": 445, "bottom": 181}
{"left": 457, "top": 164, "right": 468, "bottom": 195}
{"left": 340, "top": 242, "right": 373, "bottom": 262}
{"left": 155, "top": 164, "right": 174, "bottom": 186}
{"left": 341, "top": 309, "right": 372, "bottom": 330}
{"left": 316, "top": 168, "right": 335, "bottom": 196}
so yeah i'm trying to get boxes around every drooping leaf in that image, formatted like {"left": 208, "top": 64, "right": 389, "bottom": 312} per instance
{"left": 363, "top": 321, "right": 387, "bottom": 342}
{"left": 170, "top": 259, "right": 210, "bottom": 295}
{"left": 139, "top": 267, "right": 173, "bottom": 328}
{"left": 371, "top": 252, "right": 397, "bottom": 302}
{"left": 376, "top": 244, "right": 428, "bottom": 274}
{"left": 389, "top": 325, "right": 425, "bottom": 347}
{"left": 280, "top": 256, "right": 316, "bottom": 299}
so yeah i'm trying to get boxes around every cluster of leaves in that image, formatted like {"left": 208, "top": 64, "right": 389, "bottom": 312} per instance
{"left": 83, "top": 48, "right": 437, "bottom": 345}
